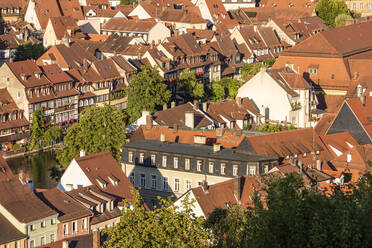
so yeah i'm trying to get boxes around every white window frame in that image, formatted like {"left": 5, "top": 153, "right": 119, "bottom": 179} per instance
{"left": 163, "top": 177, "right": 169, "bottom": 191}
{"left": 129, "top": 172, "right": 135, "bottom": 186}
{"left": 197, "top": 160, "right": 202, "bottom": 172}
{"left": 139, "top": 153, "right": 144, "bottom": 163}
{"left": 174, "top": 178, "right": 180, "bottom": 192}
{"left": 40, "top": 236, "right": 46, "bottom": 245}
{"left": 185, "top": 179, "right": 192, "bottom": 191}
{"left": 151, "top": 174, "right": 157, "bottom": 190}
{"left": 139, "top": 173, "right": 146, "bottom": 187}
{"left": 128, "top": 151, "right": 133, "bottom": 163}
{"left": 162, "top": 155, "right": 167, "bottom": 167}
{"left": 221, "top": 163, "right": 226, "bottom": 175}
{"left": 72, "top": 220, "right": 78, "bottom": 233}
{"left": 185, "top": 158, "right": 190, "bottom": 170}
{"left": 209, "top": 162, "right": 214, "bottom": 174}
{"left": 233, "top": 164, "right": 238, "bottom": 176}
{"left": 151, "top": 154, "right": 156, "bottom": 165}
{"left": 173, "top": 157, "right": 179, "bottom": 169}
{"left": 63, "top": 223, "right": 69, "bottom": 235}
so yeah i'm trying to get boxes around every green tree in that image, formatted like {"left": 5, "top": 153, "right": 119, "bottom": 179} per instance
{"left": 210, "top": 78, "right": 242, "bottom": 102}
{"left": 29, "top": 107, "right": 46, "bottom": 149}
{"left": 126, "top": 66, "right": 171, "bottom": 123}
{"left": 335, "top": 13, "right": 352, "bottom": 27}
{"left": 315, "top": 0, "right": 349, "bottom": 27}
{"left": 120, "top": 0, "right": 137, "bottom": 5}
{"left": 256, "top": 123, "right": 282, "bottom": 132}
{"left": 240, "top": 62, "right": 264, "bottom": 81}
{"left": 179, "top": 69, "right": 205, "bottom": 101}
{"left": 56, "top": 104, "right": 127, "bottom": 167}
{"left": 15, "top": 42, "right": 46, "bottom": 61}
{"left": 263, "top": 58, "right": 276, "bottom": 68}
{"left": 42, "top": 125, "right": 62, "bottom": 145}
{"left": 102, "top": 189, "right": 211, "bottom": 248}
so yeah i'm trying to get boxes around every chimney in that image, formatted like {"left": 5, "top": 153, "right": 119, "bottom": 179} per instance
{"left": 233, "top": 176, "right": 241, "bottom": 203}
{"left": 185, "top": 111, "right": 194, "bottom": 129}
{"left": 193, "top": 100, "right": 199, "bottom": 109}
{"left": 235, "top": 129, "right": 242, "bottom": 137}
{"left": 316, "top": 159, "right": 322, "bottom": 171}
{"left": 361, "top": 94, "right": 366, "bottom": 106}
{"left": 235, "top": 97, "right": 242, "bottom": 105}
{"left": 173, "top": 123, "right": 178, "bottom": 133}
{"left": 202, "top": 102, "right": 208, "bottom": 112}
{"left": 62, "top": 240, "right": 69, "bottom": 248}
{"left": 146, "top": 115, "right": 153, "bottom": 130}
{"left": 80, "top": 150, "right": 86, "bottom": 157}
{"left": 160, "top": 132, "right": 165, "bottom": 142}
{"left": 193, "top": 135, "right": 206, "bottom": 144}
{"left": 213, "top": 143, "right": 221, "bottom": 153}
{"left": 201, "top": 180, "right": 208, "bottom": 193}
{"left": 216, "top": 127, "right": 225, "bottom": 137}
{"left": 163, "top": 103, "right": 168, "bottom": 110}
{"left": 357, "top": 84, "right": 363, "bottom": 97}
{"left": 171, "top": 101, "right": 176, "bottom": 108}
{"left": 93, "top": 230, "right": 100, "bottom": 248}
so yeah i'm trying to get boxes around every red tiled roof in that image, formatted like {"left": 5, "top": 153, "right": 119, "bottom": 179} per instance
{"left": 74, "top": 151, "right": 135, "bottom": 200}
{"left": 102, "top": 18, "right": 158, "bottom": 32}
{"left": 41, "top": 64, "right": 74, "bottom": 84}
{"left": 48, "top": 16, "right": 80, "bottom": 40}
{"left": 33, "top": 0, "right": 63, "bottom": 30}
{"left": 0, "top": 176, "right": 57, "bottom": 223}
{"left": 36, "top": 188, "right": 92, "bottom": 222}
{"left": 6, "top": 60, "right": 51, "bottom": 88}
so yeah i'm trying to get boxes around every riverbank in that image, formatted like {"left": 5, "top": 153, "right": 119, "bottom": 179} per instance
{"left": 3, "top": 143, "right": 63, "bottom": 160}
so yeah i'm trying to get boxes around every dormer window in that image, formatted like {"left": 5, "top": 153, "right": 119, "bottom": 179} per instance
{"left": 309, "top": 68, "right": 317, "bottom": 75}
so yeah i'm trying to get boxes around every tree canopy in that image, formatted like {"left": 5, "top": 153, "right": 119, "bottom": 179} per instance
{"left": 56, "top": 104, "right": 127, "bottom": 167}
{"left": 240, "top": 59, "right": 275, "bottom": 81}
{"left": 102, "top": 189, "right": 211, "bottom": 248}
{"left": 179, "top": 69, "right": 205, "bottom": 101}
{"left": 126, "top": 66, "right": 171, "bottom": 123}
{"left": 315, "top": 0, "right": 350, "bottom": 27}
{"left": 206, "top": 173, "right": 372, "bottom": 248}
{"left": 120, "top": 0, "right": 137, "bottom": 5}
{"left": 210, "top": 78, "right": 243, "bottom": 102}
{"left": 29, "top": 108, "right": 47, "bottom": 149}
{"left": 15, "top": 42, "right": 46, "bottom": 61}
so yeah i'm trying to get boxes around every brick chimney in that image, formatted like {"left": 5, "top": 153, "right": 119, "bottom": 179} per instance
{"left": 201, "top": 180, "right": 208, "bottom": 193}
{"left": 163, "top": 103, "right": 168, "bottom": 110}
{"left": 160, "top": 132, "right": 165, "bottom": 142}
{"left": 213, "top": 143, "right": 221, "bottom": 153}
{"left": 62, "top": 240, "right": 69, "bottom": 248}
{"left": 171, "top": 101, "right": 176, "bottom": 108}
{"left": 234, "top": 176, "right": 241, "bottom": 203}
{"left": 146, "top": 115, "right": 153, "bottom": 130}
{"left": 202, "top": 102, "right": 208, "bottom": 112}
{"left": 216, "top": 127, "right": 225, "bottom": 137}
{"left": 185, "top": 111, "right": 194, "bottom": 129}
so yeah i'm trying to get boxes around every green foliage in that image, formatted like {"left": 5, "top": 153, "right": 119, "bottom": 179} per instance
{"left": 210, "top": 77, "right": 243, "bottom": 102}
{"left": 15, "top": 42, "right": 46, "bottom": 61}
{"left": 263, "top": 58, "right": 276, "bottom": 68}
{"left": 240, "top": 63, "right": 263, "bottom": 81}
{"left": 368, "top": 160, "right": 372, "bottom": 168}
{"left": 29, "top": 107, "right": 46, "bottom": 150}
{"left": 315, "top": 0, "right": 349, "bottom": 27}
{"left": 120, "top": 0, "right": 137, "bottom": 5}
{"left": 256, "top": 123, "right": 282, "bottom": 132}
{"left": 335, "top": 13, "right": 352, "bottom": 27}
{"left": 126, "top": 66, "right": 171, "bottom": 123}
{"left": 56, "top": 104, "right": 127, "bottom": 167}
{"left": 110, "top": 90, "right": 126, "bottom": 101}
{"left": 102, "top": 189, "right": 211, "bottom": 248}
{"left": 179, "top": 69, "right": 205, "bottom": 101}
{"left": 11, "top": 143, "right": 21, "bottom": 151}
{"left": 207, "top": 173, "right": 372, "bottom": 248}
{"left": 42, "top": 125, "right": 62, "bottom": 145}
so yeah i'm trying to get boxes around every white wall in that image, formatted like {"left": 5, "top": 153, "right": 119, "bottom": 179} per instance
{"left": 237, "top": 70, "right": 292, "bottom": 123}
{"left": 174, "top": 191, "right": 206, "bottom": 218}
{"left": 223, "top": 2, "right": 255, "bottom": 10}
{"left": 24, "top": 0, "right": 41, "bottom": 31}
{"left": 196, "top": 0, "right": 213, "bottom": 23}
{"left": 148, "top": 23, "right": 171, "bottom": 43}
{"left": 57, "top": 159, "right": 92, "bottom": 191}
{"left": 128, "top": 5, "right": 151, "bottom": 19}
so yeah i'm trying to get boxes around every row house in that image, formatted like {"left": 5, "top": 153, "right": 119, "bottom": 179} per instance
{"left": 0, "top": 60, "right": 80, "bottom": 124}
{"left": 0, "top": 89, "right": 29, "bottom": 146}
{"left": 0, "top": 176, "right": 59, "bottom": 248}
{"left": 230, "top": 25, "right": 288, "bottom": 62}
{"left": 101, "top": 18, "right": 171, "bottom": 44}
{"left": 122, "top": 139, "right": 277, "bottom": 209}
{"left": 143, "top": 33, "right": 221, "bottom": 90}
{"left": 0, "top": 0, "right": 27, "bottom": 23}
{"left": 35, "top": 188, "right": 93, "bottom": 240}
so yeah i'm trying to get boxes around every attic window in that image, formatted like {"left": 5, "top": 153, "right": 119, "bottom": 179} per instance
{"left": 213, "top": 3, "right": 218, "bottom": 8}
{"left": 224, "top": 203, "right": 230, "bottom": 208}
{"left": 108, "top": 176, "right": 119, "bottom": 186}
{"left": 331, "top": 74, "right": 335, "bottom": 79}
{"left": 309, "top": 68, "right": 317, "bottom": 75}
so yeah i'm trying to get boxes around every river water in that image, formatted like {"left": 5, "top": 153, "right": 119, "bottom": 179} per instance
{"left": 6, "top": 150, "right": 64, "bottom": 189}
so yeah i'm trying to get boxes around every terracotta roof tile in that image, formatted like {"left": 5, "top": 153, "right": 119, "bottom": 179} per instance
{"left": 0, "top": 176, "right": 57, "bottom": 223}
{"left": 7, "top": 60, "right": 51, "bottom": 88}
{"left": 33, "top": 0, "right": 63, "bottom": 30}
{"left": 0, "top": 212, "right": 26, "bottom": 244}
{"left": 102, "top": 18, "right": 158, "bottom": 32}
